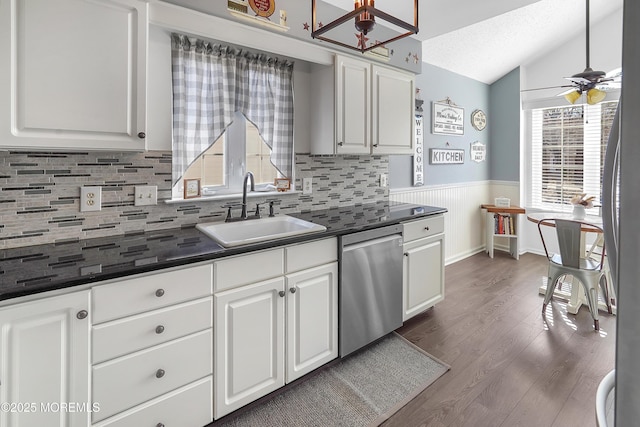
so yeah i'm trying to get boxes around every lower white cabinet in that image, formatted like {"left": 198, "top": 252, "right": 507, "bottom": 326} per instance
{"left": 403, "top": 216, "right": 446, "bottom": 321}
{"left": 0, "top": 290, "right": 91, "bottom": 427}
{"left": 214, "top": 238, "right": 338, "bottom": 419}
{"left": 286, "top": 263, "right": 338, "bottom": 383}
{"left": 214, "top": 277, "right": 286, "bottom": 418}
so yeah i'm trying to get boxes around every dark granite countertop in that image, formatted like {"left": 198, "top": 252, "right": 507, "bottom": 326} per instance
{"left": 0, "top": 201, "right": 446, "bottom": 302}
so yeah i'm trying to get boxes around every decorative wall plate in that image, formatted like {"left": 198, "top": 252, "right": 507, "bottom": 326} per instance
{"left": 471, "top": 109, "right": 487, "bottom": 131}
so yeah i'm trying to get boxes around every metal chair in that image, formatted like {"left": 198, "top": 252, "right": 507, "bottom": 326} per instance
{"left": 537, "top": 218, "right": 608, "bottom": 330}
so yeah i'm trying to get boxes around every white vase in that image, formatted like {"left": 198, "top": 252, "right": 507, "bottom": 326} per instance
{"left": 572, "top": 204, "right": 586, "bottom": 220}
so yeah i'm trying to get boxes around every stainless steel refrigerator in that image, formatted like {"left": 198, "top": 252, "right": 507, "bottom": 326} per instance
{"left": 601, "top": 1, "right": 640, "bottom": 424}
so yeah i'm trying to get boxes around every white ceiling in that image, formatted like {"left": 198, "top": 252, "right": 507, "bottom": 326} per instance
{"left": 323, "top": 0, "right": 624, "bottom": 84}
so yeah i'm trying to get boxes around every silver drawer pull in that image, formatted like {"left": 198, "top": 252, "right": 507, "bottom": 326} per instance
{"left": 424, "top": 226, "right": 430, "bottom": 231}
{"left": 290, "top": 287, "right": 297, "bottom": 294}
{"left": 155, "top": 289, "right": 165, "bottom": 297}
{"left": 157, "top": 424, "right": 165, "bottom": 427}
{"left": 155, "top": 325, "right": 165, "bottom": 334}
{"left": 76, "top": 310, "right": 88, "bottom": 320}
{"left": 155, "top": 369, "right": 165, "bottom": 379}
{"left": 278, "top": 290, "right": 286, "bottom": 297}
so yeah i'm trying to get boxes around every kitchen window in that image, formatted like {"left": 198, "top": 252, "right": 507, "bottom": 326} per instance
{"left": 528, "top": 100, "right": 618, "bottom": 210}
{"left": 170, "top": 34, "right": 294, "bottom": 200}
{"left": 180, "top": 112, "right": 280, "bottom": 197}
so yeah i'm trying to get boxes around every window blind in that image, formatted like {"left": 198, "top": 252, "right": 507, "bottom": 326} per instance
{"left": 530, "top": 101, "right": 617, "bottom": 210}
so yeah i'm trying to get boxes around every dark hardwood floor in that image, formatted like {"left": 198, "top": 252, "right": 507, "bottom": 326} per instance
{"left": 384, "top": 251, "right": 616, "bottom": 427}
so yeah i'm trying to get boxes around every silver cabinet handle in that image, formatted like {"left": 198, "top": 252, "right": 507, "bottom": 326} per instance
{"left": 373, "top": 143, "right": 379, "bottom": 147}
{"left": 157, "top": 424, "right": 165, "bottom": 427}
{"left": 424, "top": 226, "right": 430, "bottom": 231}
{"left": 138, "top": 132, "right": 146, "bottom": 139}
{"left": 155, "top": 325, "right": 165, "bottom": 334}
{"left": 404, "top": 253, "right": 409, "bottom": 257}
{"left": 278, "top": 291, "right": 285, "bottom": 297}
{"left": 155, "top": 369, "right": 165, "bottom": 379}
{"left": 338, "top": 141, "right": 344, "bottom": 146}
{"left": 76, "top": 310, "right": 88, "bottom": 320}
{"left": 290, "top": 287, "right": 297, "bottom": 294}
{"left": 155, "top": 289, "right": 165, "bottom": 297}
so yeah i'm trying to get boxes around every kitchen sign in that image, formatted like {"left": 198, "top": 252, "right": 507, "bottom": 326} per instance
{"left": 430, "top": 148, "right": 465, "bottom": 164}
{"left": 249, "top": 0, "right": 275, "bottom": 18}
{"left": 432, "top": 101, "right": 464, "bottom": 135}
{"left": 413, "top": 115, "right": 424, "bottom": 186}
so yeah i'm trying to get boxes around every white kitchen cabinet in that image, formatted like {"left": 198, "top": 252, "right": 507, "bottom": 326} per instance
{"left": 0, "top": 0, "right": 148, "bottom": 151}
{"left": 371, "top": 64, "right": 415, "bottom": 154}
{"left": 286, "top": 262, "right": 338, "bottom": 383}
{"left": 214, "top": 238, "right": 338, "bottom": 419}
{"left": 214, "top": 277, "right": 286, "bottom": 419}
{"left": 402, "top": 216, "right": 446, "bottom": 321}
{"left": 310, "top": 55, "right": 415, "bottom": 155}
{"left": 0, "top": 290, "right": 91, "bottom": 427}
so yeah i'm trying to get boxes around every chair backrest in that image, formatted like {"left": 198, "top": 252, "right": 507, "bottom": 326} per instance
{"left": 537, "top": 217, "right": 606, "bottom": 269}
{"left": 555, "top": 219, "right": 582, "bottom": 268}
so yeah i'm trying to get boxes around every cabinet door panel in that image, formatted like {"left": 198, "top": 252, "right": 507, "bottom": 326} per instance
{"left": 286, "top": 263, "right": 338, "bottom": 382}
{"left": 335, "top": 55, "right": 370, "bottom": 154}
{"left": 0, "top": 291, "right": 90, "bottom": 427}
{"left": 0, "top": 0, "right": 147, "bottom": 150}
{"left": 403, "top": 235, "right": 445, "bottom": 320}
{"left": 214, "top": 277, "right": 285, "bottom": 419}
{"left": 372, "top": 65, "right": 415, "bottom": 154}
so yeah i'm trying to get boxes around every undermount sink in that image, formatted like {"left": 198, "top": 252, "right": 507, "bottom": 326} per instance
{"left": 196, "top": 215, "right": 327, "bottom": 248}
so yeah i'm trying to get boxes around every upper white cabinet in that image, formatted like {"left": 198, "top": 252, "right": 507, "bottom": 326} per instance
{"left": 0, "top": 290, "right": 90, "bottom": 427}
{"left": 0, "top": 0, "right": 148, "bottom": 151}
{"left": 311, "top": 54, "right": 415, "bottom": 155}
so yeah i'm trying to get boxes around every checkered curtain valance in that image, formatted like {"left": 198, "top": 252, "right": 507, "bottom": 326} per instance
{"left": 171, "top": 34, "right": 294, "bottom": 185}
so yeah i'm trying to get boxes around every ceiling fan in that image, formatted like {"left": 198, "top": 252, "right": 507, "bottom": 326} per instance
{"left": 523, "top": 0, "right": 621, "bottom": 105}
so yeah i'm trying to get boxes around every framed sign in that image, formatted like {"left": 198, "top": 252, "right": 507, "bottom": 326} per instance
{"left": 274, "top": 177, "right": 291, "bottom": 192}
{"left": 470, "top": 141, "right": 486, "bottom": 163}
{"left": 183, "top": 178, "right": 201, "bottom": 199}
{"left": 432, "top": 101, "right": 464, "bottom": 135}
{"left": 413, "top": 115, "right": 424, "bottom": 186}
{"left": 430, "top": 148, "right": 465, "bottom": 165}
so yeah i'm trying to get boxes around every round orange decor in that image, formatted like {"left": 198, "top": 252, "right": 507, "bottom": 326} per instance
{"left": 249, "top": 0, "right": 275, "bottom": 18}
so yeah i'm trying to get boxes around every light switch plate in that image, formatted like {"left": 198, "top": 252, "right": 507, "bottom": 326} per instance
{"left": 135, "top": 185, "right": 158, "bottom": 206}
{"left": 80, "top": 186, "right": 101, "bottom": 212}
{"left": 380, "top": 173, "right": 388, "bottom": 187}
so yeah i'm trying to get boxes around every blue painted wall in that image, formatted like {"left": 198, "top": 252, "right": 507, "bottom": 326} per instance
{"left": 489, "top": 67, "right": 520, "bottom": 181}
{"left": 389, "top": 62, "right": 491, "bottom": 188}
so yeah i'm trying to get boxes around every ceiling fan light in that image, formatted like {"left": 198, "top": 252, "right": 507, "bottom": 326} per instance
{"left": 587, "top": 88, "right": 606, "bottom": 105}
{"left": 564, "top": 90, "right": 581, "bottom": 104}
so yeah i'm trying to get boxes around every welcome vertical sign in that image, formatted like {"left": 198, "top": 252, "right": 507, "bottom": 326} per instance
{"left": 413, "top": 115, "right": 424, "bottom": 186}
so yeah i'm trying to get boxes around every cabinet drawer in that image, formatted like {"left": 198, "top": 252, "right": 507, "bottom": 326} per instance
{"left": 403, "top": 216, "right": 444, "bottom": 242}
{"left": 285, "top": 237, "right": 337, "bottom": 273}
{"left": 92, "top": 297, "right": 212, "bottom": 364}
{"left": 92, "top": 264, "right": 212, "bottom": 324}
{"left": 92, "top": 329, "right": 212, "bottom": 423}
{"left": 93, "top": 377, "right": 212, "bottom": 427}
{"left": 214, "top": 248, "right": 284, "bottom": 292}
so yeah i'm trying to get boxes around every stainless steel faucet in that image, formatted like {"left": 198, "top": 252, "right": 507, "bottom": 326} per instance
{"left": 241, "top": 171, "right": 255, "bottom": 219}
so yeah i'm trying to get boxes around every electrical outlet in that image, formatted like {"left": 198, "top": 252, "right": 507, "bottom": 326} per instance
{"left": 380, "top": 173, "right": 388, "bottom": 187}
{"left": 135, "top": 185, "right": 158, "bottom": 206}
{"left": 303, "top": 177, "right": 312, "bottom": 194}
{"left": 80, "top": 186, "right": 102, "bottom": 212}
{"left": 279, "top": 10, "right": 287, "bottom": 26}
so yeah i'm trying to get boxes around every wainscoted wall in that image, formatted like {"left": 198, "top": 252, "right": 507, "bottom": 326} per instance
{"left": 390, "top": 181, "right": 520, "bottom": 264}
{"left": 0, "top": 151, "right": 388, "bottom": 249}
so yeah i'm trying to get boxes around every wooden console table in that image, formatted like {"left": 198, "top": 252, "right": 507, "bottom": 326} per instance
{"left": 481, "top": 204, "right": 526, "bottom": 260}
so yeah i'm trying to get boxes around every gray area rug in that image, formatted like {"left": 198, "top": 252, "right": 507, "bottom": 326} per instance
{"left": 215, "top": 333, "right": 450, "bottom": 427}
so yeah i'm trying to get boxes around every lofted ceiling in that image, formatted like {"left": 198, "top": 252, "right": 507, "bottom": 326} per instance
{"left": 323, "top": 0, "right": 623, "bottom": 84}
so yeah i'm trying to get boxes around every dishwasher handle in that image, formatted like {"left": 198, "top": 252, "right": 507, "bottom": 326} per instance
{"left": 342, "top": 234, "right": 403, "bottom": 252}
{"left": 340, "top": 224, "right": 403, "bottom": 246}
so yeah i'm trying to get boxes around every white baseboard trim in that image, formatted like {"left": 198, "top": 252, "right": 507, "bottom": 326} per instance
{"left": 445, "top": 246, "right": 486, "bottom": 265}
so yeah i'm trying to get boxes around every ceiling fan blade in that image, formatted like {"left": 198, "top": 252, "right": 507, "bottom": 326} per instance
{"left": 606, "top": 67, "right": 622, "bottom": 80}
{"left": 565, "top": 76, "right": 591, "bottom": 85}
{"left": 597, "top": 81, "right": 622, "bottom": 90}
{"left": 557, "top": 87, "right": 581, "bottom": 97}
{"left": 520, "top": 85, "right": 574, "bottom": 93}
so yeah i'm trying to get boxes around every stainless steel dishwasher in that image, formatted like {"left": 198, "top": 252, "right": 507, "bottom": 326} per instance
{"left": 339, "top": 224, "right": 404, "bottom": 357}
